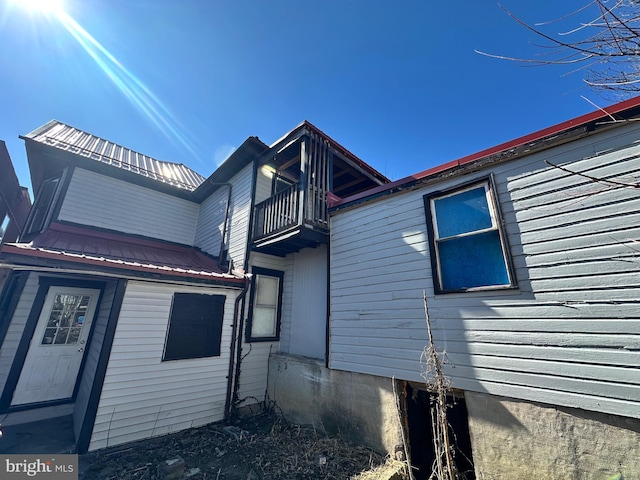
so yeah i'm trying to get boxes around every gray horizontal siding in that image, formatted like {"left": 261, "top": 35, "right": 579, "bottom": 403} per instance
{"left": 329, "top": 122, "right": 640, "bottom": 419}
{"left": 59, "top": 168, "right": 199, "bottom": 245}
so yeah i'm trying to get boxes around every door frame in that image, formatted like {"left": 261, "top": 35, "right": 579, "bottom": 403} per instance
{"left": 0, "top": 276, "right": 105, "bottom": 412}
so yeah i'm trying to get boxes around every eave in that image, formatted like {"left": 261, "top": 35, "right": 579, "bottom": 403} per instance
{"left": 330, "top": 95, "right": 640, "bottom": 213}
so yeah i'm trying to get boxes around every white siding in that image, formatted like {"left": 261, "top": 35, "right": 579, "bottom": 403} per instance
{"left": 194, "top": 163, "right": 254, "bottom": 268}
{"left": 236, "top": 252, "right": 290, "bottom": 406}
{"left": 0, "top": 273, "right": 39, "bottom": 394}
{"left": 330, "top": 123, "right": 640, "bottom": 419}
{"left": 89, "top": 281, "right": 239, "bottom": 451}
{"left": 255, "top": 165, "right": 274, "bottom": 204}
{"left": 59, "top": 168, "right": 199, "bottom": 245}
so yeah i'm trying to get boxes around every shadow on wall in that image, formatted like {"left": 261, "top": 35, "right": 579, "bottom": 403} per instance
{"left": 267, "top": 353, "right": 402, "bottom": 455}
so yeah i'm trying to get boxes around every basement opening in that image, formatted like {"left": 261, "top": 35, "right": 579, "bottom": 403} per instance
{"left": 402, "top": 382, "right": 475, "bottom": 480}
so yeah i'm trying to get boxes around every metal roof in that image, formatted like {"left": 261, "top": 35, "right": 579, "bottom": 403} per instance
{"left": 0, "top": 223, "right": 244, "bottom": 284}
{"left": 330, "top": 95, "right": 640, "bottom": 211}
{"left": 22, "top": 121, "right": 206, "bottom": 191}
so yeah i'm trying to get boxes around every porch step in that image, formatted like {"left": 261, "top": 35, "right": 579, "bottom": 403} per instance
{"left": 0, "top": 415, "right": 75, "bottom": 454}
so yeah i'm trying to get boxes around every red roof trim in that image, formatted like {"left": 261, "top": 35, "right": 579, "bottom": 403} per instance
{"left": 0, "top": 243, "right": 245, "bottom": 284}
{"left": 332, "top": 95, "right": 640, "bottom": 208}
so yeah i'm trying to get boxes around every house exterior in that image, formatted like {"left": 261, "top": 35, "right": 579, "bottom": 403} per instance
{"left": 319, "top": 98, "right": 640, "bottom": 479}
{"left": 0, "top": 119, "right": 388, "bottom": 453}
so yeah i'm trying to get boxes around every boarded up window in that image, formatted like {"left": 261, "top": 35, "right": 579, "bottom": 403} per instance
{"left": 163, "top": 293, "right": 225, "bottom": 361}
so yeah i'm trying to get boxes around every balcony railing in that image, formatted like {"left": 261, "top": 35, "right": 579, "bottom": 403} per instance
{"left": 252, "top": 181, "right": 330, "bottom": 242}
{"left": 253, "top": 182, "right": 301, "bottom": 240}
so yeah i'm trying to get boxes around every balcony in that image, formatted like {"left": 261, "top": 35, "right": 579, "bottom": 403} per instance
{"left": 250, "top": 122, "right": 389, "bottom": 256}
{"left": 252, "top": 181, "right": 329, "bottom": 256}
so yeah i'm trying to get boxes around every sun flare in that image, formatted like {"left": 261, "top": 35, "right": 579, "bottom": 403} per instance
{"left": 11, "top": 0, "right": 65, "bottom": 15}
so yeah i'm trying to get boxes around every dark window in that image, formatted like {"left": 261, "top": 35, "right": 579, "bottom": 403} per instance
{"left": 424, "top": 177, "right": 516, "bottom": 293}
{"left": 163, "top": 293, "right": 226, "bottom": 361}
{"left": 246, "top": 267, "right": 284, "bottom": 342}
{"left": 23, "top": 173, "right": 63, "bottom": 238}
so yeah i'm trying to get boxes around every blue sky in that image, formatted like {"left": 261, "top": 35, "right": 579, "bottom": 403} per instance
{"left": 0, "top": 0, "right": 623, "bottom": 194}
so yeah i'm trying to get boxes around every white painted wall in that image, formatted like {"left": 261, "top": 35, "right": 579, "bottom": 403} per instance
{"left": 255, "top": 165, "right": 274, "bottom": 204}
{"left": 194, "top": 163, "right": 254, "bottom": 268}
{"left": 59, "top": 168, "right": 199, "bottom": 245}
{"left": 330, "top": 123, "right": 640, "bottom": 419}
{"left": 89, "top": 280, "right": 239, "bottom": 451}
{"left": 288, "top": 246, "right": 327, "bottom": 360}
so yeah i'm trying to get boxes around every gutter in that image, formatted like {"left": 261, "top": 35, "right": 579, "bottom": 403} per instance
{"left": 330, "top": 95, "right": 640, "bottom": 211}
{"left": 224, "top": 274, "right": 251, "bottom": 421}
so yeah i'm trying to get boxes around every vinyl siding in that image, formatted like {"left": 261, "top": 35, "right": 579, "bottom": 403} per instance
{"left": 255, "top": 165, "right": 274, "bottom": 204}
{"left": 236, "top": 252, "right": 290, "bottom": 406}
{"left": 73, "top": 281, "right": 117, "bottom": 440}
{"left": 58, "top": 168, "right": 199, "bottom": 245}
{"left": 194, "top": 163, "right": 254, "bottom": 268}
{"left": 88, "top": 280, "right": 238, "bottom": 451}
{"left": 0, "top": 272, "right": 39, "bottom": 395}
{"left": 329, "top": 123, "right": 640, "bottom": 419}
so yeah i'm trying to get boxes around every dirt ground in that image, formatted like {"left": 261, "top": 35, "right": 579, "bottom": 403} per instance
{"left": 78, "top": 411, "right": 398, "bottom": 480}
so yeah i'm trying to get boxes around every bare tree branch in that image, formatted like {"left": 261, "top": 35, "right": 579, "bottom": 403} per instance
{"left": 478, "top": 1, "right": 640, "bottom": 98}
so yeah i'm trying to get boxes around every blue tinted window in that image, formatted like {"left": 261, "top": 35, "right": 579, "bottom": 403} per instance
{"left": 438, "top": 230, "right": 509, "bottom": 290}
{"left": 434, "top": 186, "right": 492, "bottom": 238}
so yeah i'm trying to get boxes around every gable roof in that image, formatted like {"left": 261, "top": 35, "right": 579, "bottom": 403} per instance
{"left": 22, "top": 120, "right": 206, "bottom": 191}
{"left": 330, "top": 95, "right": 640, "bottom": 211}
{"left": 267, "top": 120, "right": 390, "bottom": 186}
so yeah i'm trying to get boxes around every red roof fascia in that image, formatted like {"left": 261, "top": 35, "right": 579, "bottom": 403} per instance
{"left": 332, "top": 95, "right": 640, "bottom": 208}
{"left": 1, "top": 223, "right": 244, "bottom": 284}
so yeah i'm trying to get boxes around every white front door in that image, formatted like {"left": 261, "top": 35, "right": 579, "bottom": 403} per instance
{"left": 11, "top": 286, "right": 100, "bottom": 405}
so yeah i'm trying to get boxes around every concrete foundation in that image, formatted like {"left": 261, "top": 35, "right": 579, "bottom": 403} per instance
{"left": 267, "top": 353, "right": 403, "bottom": 454}
{"left": 465, "top": 390, "right": 640, "bottom": 480}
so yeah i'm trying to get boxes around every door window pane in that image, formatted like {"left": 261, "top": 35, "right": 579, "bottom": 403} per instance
{"left": 41, "top": 294, "right": 91, "bottom": 345}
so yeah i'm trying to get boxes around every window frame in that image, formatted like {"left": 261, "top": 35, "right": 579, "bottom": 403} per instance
{"left": 22, "top": 169, "right": 67, "bottom": 240}
{"left": 424, "top": 175, "right": 516, "bottom": 294}
{"left": 245, "top": 267, "right": 284, "bottom": 342}
{"left": 162, "top": 292, "right": 226, "bottom": 361}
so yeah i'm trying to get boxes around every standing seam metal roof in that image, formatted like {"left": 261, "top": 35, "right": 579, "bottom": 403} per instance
{"left": 23, "top": 120, "right": 206, "bottom": 191}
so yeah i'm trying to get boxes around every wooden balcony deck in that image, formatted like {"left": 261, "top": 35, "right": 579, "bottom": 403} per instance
{"left": 252, "top": 181, "right": 329, "bottom": 255}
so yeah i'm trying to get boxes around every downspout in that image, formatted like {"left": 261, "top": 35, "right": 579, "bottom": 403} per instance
{"left": 228, "top": 158, "right": 261, "bottom": 416}
{"left": 209, "top": 182, "right": 233, "bottom": 271}
{"left": 224, "top": 274, "right": 251, "bottom": 421}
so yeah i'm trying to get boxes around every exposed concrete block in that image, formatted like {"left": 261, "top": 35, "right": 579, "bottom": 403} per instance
{"left": 267, "top": 353, "right": 403, "bottom": 454}
{"left": 465, "top": 391, "right": 640, "bottom": 480}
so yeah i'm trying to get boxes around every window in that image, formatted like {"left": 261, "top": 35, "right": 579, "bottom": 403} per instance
{"left": 41, "top": 293, "right": 91, "bottom": 345}
{"left": 163, "top": 293, "right": 226, "bottom": 361}
{"left": 424, "top": 177, "right": 515, "bottom": 293}
{"left": 246, "top": 267, "right": 284, "bottom": 342}
{"left": 23, "top": 172, "right": 64, "bottom": 239}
